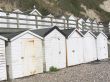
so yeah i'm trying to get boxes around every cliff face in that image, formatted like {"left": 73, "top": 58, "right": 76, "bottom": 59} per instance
{"left": 0, "top": 0, "right": 110, "bottom": 22}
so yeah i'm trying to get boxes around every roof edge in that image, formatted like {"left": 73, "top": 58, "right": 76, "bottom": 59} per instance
{"left": 10, "top": 30, "right": 43, "bottom": 41}
{"left": 44, "top": 26, "right": 66, "bottom": 38}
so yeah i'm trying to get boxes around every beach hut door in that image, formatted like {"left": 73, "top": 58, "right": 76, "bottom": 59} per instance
{"left": 22, "top": 39, "right": 37, "bottom": 76}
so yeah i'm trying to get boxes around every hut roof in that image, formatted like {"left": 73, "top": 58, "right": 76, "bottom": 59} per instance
{"left": 62, "top": 28, "right": 76, "bottom": 37}
{"left": 31, "top": 26, "right": 66, "bottom": 37}
{"left": 0, "top": 28, "right": 28, "bottom": 39}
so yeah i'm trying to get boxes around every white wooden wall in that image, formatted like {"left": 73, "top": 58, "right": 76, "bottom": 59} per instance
{"left": 29, "top": 9, "right": 42, "bottom": 29}
{"left": 83, "top": 32, "right": 97, "bottom": 63}
{"left": 41, "top": 14, "right": 54, "bottom": 29}
{"left": 6, "top": 33, "right": 43, "bottom": 79}
{"left": 68, "top": 15, "right": 77, "bottom": 28}
{"left": 8, "top": 12, "right": 18, "bottom": 28}
{"left": 55, "top": 16, "right": 67, "bottom": 29}
{"left": 92, "top": 20, "right": 98, "bottom": 32}
{"left": 0, "top": 11, "right": 7, "bottom": 28}
{"left": 67, "top": 31, "right": 84, "bottom": 66}
{"left": 0, "top": 39, "right": 7, "bottom": 81}
{"left": 78, "top": 18, "right": 85, "bottom": 30}
{"left": 44, "top": 29, "right": 66, "bottom": 71}
{"left": 97, "top": 33, "right": 108, "bottom": 60}
{"left": 85, "top": 18, "right": 92, "bottom": 30}
{"left": 98, "top": 23, "right": 104, "bottom": 32}
{"left": 0, "top": 8, "right": 107, "bottom": 32}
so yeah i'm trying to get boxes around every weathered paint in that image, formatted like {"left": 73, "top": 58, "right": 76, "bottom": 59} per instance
{"left": 83, "top": 32, "right": 97, "bottom": 63}
{"left": 8, "top": 13, "right": 18, "bottom": 28}
{"left": 0, "top": 39, "right": 7, "bottom": 81}
{"left": 97, "top": 33, "right": 108, "bottom": 60}
{"left": 6, "top": 32, "right": 43, "bottom": 79}
{"left": 67, "top": 30, "right": 84, "bottom": 66}
{"left": 29, "top": 9, "right": 42, "bottom": 29}
{"left": 41, "top": 14, "right": 55, "bottom": 28}
{"left": 0, "top": 11, "right": 7, "bottom": 28}
{"left": 44, "top": 29, "right": 66, "bottom": 71}
{"left": 68, "top": 15, "right": 77, "bottom": 28}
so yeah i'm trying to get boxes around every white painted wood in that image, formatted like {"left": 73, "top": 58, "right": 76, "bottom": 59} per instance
{"left": 13, "top": 9, "right": 23, "bottom": 13}
{"left": 97, "top": 32, "right": 108, "bottom": 60}
{"left": 9, "top": 9, "right": 23, "bottom": 28}
{"left": 30, "top": 9, "right": 42, "bottom": 16}
{"left": 8, "top": 13, "right": 18, "bottom": 28}
{"left": 0, "top": 39, "right": 7, "bottom": 81}
{"left": 0, "top": 11, "right": 7, "bottom": 28}
{"left": 85, "top": 18, "right": 92, "bottom": 29}
{"left": 19, "top": 14, "right": 28, "bottom": 28}
{"left": 6, "top": 32, "right": 43, "bottom": 79}
{"left": 41, "top": 14, "right": 55, "bottom": 28}
{"left": 61, "top": 16, "right": 67, "bottom": 28}
{"left": 98, "top": 23, "right": 104, "bottom": 31}
{"left": 67, "top": 30, "right": 84, "bottom": 66}
{"left": 10, "top": 30, "right": 43, "bottom": 41}
{"left": 55, "top": 18, "right": 65, "bottom": 28}
{"left": 92, "top": 20, "right": 98, "bottom": 32}
{"left": 68, "top": 15, "right": 77, "bottom": 28}
{"left": 27, "top": 15, "right": 36, "bottom": 29}
{"left": 30, "top": 9, "right": 42, "bottom": 29}
{"left": 83, "top": 31, "right": 97, "bottom": 63}
{"left": 44, "top": 29, "right": 66, "bottom": 71}
{"left": 55, "top": 16, "right": 67, "bottom": 28}
{"left": 78, "top": 18, "right": 85, "bottom": 30}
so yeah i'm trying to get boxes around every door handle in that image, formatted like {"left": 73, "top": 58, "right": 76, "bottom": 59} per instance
{"left": 59, "top": 51, "right": 61, "bottom": 54}
{"left": 21, "top": 57, "right": 24, "bottom": 59}
{"left": 72, "top": 50, "right": 75, "bottom": 53}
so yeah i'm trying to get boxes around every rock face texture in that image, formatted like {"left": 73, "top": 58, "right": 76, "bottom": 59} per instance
{"left": 100, "top": 0, "right": 110, "bottom": 12}
{"left": 0, "top": 0, "right": 110, "bottom": 21}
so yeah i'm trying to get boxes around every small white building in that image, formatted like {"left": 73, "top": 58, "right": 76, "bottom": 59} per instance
{"left": 94, "top": 32, "right": 108, "bottom": 60}
{"left": 41, "top": 14, "right": 55, "bottom": 28}
{"left": 85, "top": 18, "right": 92, "bottom": 30}
{"left": 55, "top": 16, "right": 67, "bottom": 29}
{"left": 0, "top": 9, "right": 7, "bottom": 28}
{"left": 81, "top": 31, "right": 97, "bottom": 63}
{"left": 2, "top": 30, "right": 44, "bottom": 79}
{"left": 0, "top": 35, "right": 7, "bottom": 81}
{"left": 32, "top": 26, "right": 66, "bottom": 71}
{"left": 68, "top": 15, "right": 77, "bottom": 28}
{"left": 62, "top": 28, "right": 84, "bottom": 66}
{"left": 92, "top": 20, "right": 98, "bottom": 32}
{"left": 78, "top": 18, "right": 85, "bottom": 30}
{"left": 29, "top": 8, "right": 42, "bottom": 29}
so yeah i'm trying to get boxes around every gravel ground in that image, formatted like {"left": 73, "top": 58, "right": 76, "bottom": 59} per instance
{"left": 1, "top": 59, "right": 110, "bottom": 82}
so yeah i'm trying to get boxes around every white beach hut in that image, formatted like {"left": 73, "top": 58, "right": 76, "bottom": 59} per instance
{"left": 81, "top": 31, "right": 97, "bottom": 63}
{"left": 78, "top": 18, "right": 85, "bottom": 30}
{"left": 2, "top": 30, "right": 44, "bottom": 79}
{"left": 31, "top": 26, "right": 66, "bottom": 71}
{"left": 8, "top": 9, "right": 23, "bottom": 28}
{"left": 29, "top": 8, "right": 42, "bottom": 29}
{"left": 0, "top": 9, "right": 7, "bottom": 28}
{"left": 94, "top": 32, "right": 108, "bottom": 60}
{"left": 68, "top": 15, "right": 77, "bottom": 28}
{"left": 55, "top": 16, "right": 67, "bottom": 29}
{"left": 92, "top": 20, "right": 98, "bottom": 32}
{"left": 98, "top": 23, "right": 104, "bottom": 32}
{"left": 0, "top": 35, "right": 7, "bottom": 81}
{"left": 41, "top": 14, "right": 55, "bottom": 28}
{"left": 62, "top": 28, "right": 84, "bottom": 66}
{"left": 85, "top": 18, "right": 92, "bottom": 30}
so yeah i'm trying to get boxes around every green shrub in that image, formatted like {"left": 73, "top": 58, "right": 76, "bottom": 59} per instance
{"left": 49, "top": 66, "right": 59, "bottom": 72}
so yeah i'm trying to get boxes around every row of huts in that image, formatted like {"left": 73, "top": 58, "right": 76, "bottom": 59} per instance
{"left": 0, "top": 26, "right": 108, "bottom": 80}
{"left": 0, "top": 8, "right": 107, "bottom": 32}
